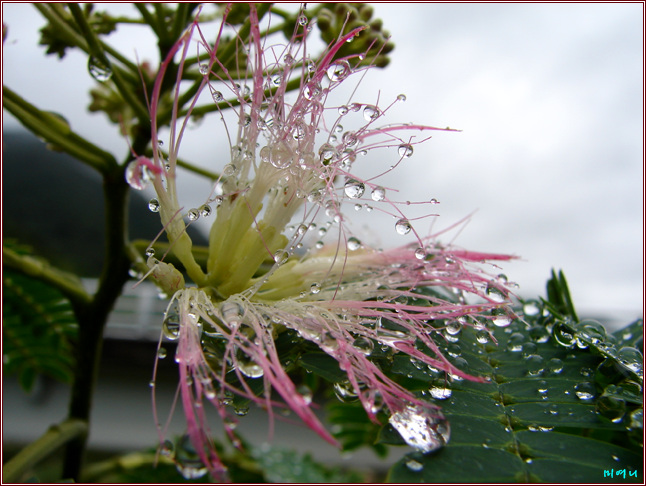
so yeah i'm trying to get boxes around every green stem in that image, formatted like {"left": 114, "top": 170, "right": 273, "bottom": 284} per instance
{"left": 62, "top": 167, "right": 132, "bottom": 481}
{"left": 67, "top": 3, "right": 108, "bottom": 64}
{"left": 2, "top": 246, "right": 91, "bottom": 307}
{"left": 2, "top": 419, "right": 88, "bottom": 483}
{"left": 3, "top": 86, "right": 117, "bottom": 174}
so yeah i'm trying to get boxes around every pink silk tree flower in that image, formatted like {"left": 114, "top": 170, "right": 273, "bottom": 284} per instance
{"left": 130, "top": 4, "right": 516, "bottom": 480}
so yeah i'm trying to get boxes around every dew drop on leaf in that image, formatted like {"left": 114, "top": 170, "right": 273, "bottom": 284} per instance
{"left": 388, "top": 406, "right": 450, "bottom": 453}
{"left": 574, "top": 382, "right": 596, "bottom": 401}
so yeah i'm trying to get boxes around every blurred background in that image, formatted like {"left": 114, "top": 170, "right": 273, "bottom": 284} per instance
{"left": 3, "top": 2, "right": 643, "bottom": 473}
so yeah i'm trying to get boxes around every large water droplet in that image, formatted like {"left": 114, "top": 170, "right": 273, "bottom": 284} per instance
{"left": 341, "top": 130, "right": 359, "bottom": 148}
{"left": 596, "top": 395, "right": 626, "bottom": 423}
{"left": 574, "top": 382, "right": 596, "bottom": 401}
{"left": 148, "top": 198, "right": 160, "bottom": 212}
{"left": 327, "top": 60, "right": 351, "bottom": 81}
{"left": 486, "top": 282, "right": 507, "bottom": 303}
{"left": 405, "top": 457, "right": 424, "bottom": 472}
{"left": 187, "top": 208, "right": 200, "bottom": 221}
{"left": 174, "top": 434, "right": 208, "bottom": 479}
{"left": 238, "top": 355, "right": 264, "bottom": 378}
{"left": 220, "top": 301, "right": 244, "bottom": 330}
{"left": 318, "top": 143, "right": 336, "bottom": 165}
{"left": 523, "top": 300, "right": 541, "bottom": 316}
{"left": 273, "top": 250, "right": 289, "bottom": 265}
{"left": 617, "top": 347, "right": 643, "bottom": 375}
{"left": 525, "top": 354, "right": 545, "bottom": 377}
{"left": 270, "top": 143, "right": 293, "bottom": 169}
{"left": 162, "top": 303, "right": 181, "bottom": 340}
{"left": 507, "top": 332, "right": 525, "bottom": 352}
{"left": 88, "top": 56, "right": 112, "bottom": 82}
{"left": 429, "top": 386, "right": 452, "bottom": 400}
{"left": 553, "top": 321, "right": 576, "bottom": 347}
{"left": 363, "top": 105, "right": 380, "bottom": 121}
{"left": 388, "top": 405, "right": 450, "bottom": 453}
{"left": 352, "top": 336, "right": 374, "bottom": 356}
{"left": 491, "top": 308, "right": 512, "bottom": 327}
{"left": 547, "top": 357, "right": 564, "bottom": 374}
{"left": 347, "top": 237, "right": 361, "bottom": 251}
{"left": 344, "top": 179, "right": 365, "bottom": 199}
{"left": 371, "top": 186, "right": 386, "bottom": 202}
{"left": 200, "top": 205, "right": 212, "bottom": 217}
{"left": 395, "top": 219, "right": 412, "bottom": 235}
{"left": 334, "top": 380, "right": 359, "bottom": 403}
{"left": 125, "top": 159, "right": 153, "bottom": 190}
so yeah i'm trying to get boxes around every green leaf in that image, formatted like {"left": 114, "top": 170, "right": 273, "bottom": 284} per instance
{"left": 327, "top": 401, "right": 388, "bottom": 457}
{"left": 3, "top": 269, "right": 78, "bottom": 391}
{"left": 299, "top": 352, "right": 345, "bottom": 383}
{"left": 543, "top": 269, "right": 579, "bottom": 321}
{"left": 385, "top": 293, "right": 642, "bottom": 483}
{"left": 251, "top": 444, "right": 365, "bottom": 483}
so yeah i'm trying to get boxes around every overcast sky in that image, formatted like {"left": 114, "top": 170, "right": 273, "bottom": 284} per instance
{"left": 2, "top": 3, "right": 643, "bottom": 324}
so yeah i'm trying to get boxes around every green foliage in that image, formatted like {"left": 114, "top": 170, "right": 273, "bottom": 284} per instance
{"left": 38, "top": 4, "right": 117, "bottom": 59}
{"left": 316, "top": 3, "right": 394, "bottom": 67}
{"left": 250, "top": 444, "right": 365, "bottom": 483}
{"left": 3, "top": 265, "right": 78, "bottom": 391}
{"left": 380, "top": 271, "right": 643, "bottom": 483}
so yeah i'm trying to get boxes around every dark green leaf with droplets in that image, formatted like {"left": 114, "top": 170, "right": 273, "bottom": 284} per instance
{"left": 384, "top": 271, "right": 642, "bottom": 483}
{"left": 3, "top": 268, "right": 77, "bottom": 391}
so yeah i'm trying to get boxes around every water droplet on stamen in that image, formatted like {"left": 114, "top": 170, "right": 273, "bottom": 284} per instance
{"left": 344, "top": 179, "right": 365, "bottom": 199}
{"left": 273, "top": 250, "right": 289, "bottom": 265}
{"left": 363, "top": 105, "right": 380, "bottom": 122}
{"left": 200, "top": 205, "right": 212, "bottom": 217}
{"left": 371, "top": 186, "right": 386, "bottom": 201}
{"left": 125, "top": 159, "right": 153, "bottom": 190}
{"left": 220, "top": 300, "right": 244, "bottom": 330}
{"left": 398, "top": 144, "right": 414, "bottom": 158}
{"left": 162, "top": 305, "right": 181, "bottom": 341}
{"left": 198, "top": 63, "right": 209, "bottom": 75}
{"left": 187, "top": 208, "right": 200, "bottom": 221}
{"left": 347, "top": 237, "right": 361, "bottom": 251}
{"left": 148, "top": 198, "right": 160, "bottom": 212}
{"left": 327, "top": 60, "right": 351, "bottom": 82}
{"left": 395, "top": 219, "right": 412, "bottom": 235}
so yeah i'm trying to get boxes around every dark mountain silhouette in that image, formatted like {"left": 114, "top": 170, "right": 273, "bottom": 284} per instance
{"left": 2, "top": 129, "right": 208, "bottom": 276}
